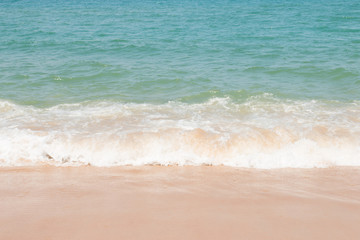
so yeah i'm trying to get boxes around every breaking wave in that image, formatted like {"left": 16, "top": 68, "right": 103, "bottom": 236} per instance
{"left": 1, "top": 95, "right": 360, "bottom": 168}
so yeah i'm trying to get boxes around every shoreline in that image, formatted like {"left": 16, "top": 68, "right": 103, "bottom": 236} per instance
{"left": 1, "top": 166, "right": 360, "bottom": 239}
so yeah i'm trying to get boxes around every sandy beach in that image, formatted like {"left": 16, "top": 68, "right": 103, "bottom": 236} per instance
{"left": 1, "top": 166, "right": 360, "bottom": 240}
{"left": 2, "top": 0, "right": 360, "bottom": 239}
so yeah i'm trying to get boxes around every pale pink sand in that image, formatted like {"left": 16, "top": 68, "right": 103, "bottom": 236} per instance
{"left": 1, "top": 166, "right": 360, "bottom": 240}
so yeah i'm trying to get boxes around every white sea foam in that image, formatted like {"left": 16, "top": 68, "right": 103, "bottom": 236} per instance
{"left": 1, "top": 96, "right": 360, "bottom": 168}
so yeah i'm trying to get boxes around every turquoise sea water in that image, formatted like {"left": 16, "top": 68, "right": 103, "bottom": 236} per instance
{"left": 0, "top": 0, "right": 360, "bottom": 167}
{"left": 1, "top": 0, "right": 359, "bottom": 106}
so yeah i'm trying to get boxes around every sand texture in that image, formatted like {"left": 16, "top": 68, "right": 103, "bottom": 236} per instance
{"left": 1, "top": 166, "right": 360, "bottom": 240}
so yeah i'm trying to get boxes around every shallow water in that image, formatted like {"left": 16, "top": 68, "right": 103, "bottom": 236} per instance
{"left": 1, "top": 0, "right": 360, "bottom": 167}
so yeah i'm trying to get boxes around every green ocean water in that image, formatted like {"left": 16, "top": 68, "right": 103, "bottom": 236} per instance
{"left": 1, "top": 0, "right": 360, "bottom": 167}
{"left": 1, "top": 0, "right": 359, "bottom": 106}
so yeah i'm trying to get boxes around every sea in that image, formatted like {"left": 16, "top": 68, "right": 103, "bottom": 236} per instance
{"left": 0, "top": 0, "right": 359, "bottom": 168}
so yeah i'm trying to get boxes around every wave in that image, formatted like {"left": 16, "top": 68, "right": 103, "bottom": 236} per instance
{"left": 1, "top": 95, "right": 360, "bottom": 168}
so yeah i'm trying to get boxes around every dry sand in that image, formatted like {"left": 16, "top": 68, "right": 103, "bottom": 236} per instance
{"left": 1, "top": 166, "right": 360, "bottom": 240}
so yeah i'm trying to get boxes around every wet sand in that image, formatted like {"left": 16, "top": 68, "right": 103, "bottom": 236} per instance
{"left": 1, "top": 166, "right": 360, "bottom": 240}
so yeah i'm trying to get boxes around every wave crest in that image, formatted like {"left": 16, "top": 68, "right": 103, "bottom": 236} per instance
{"left": 1, "top": 97, "right": 360, "bottom": 168}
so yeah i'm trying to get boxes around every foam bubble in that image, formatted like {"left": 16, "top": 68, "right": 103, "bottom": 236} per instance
{"left": 0, "top": 97, "right": 359, "bottom": 168}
